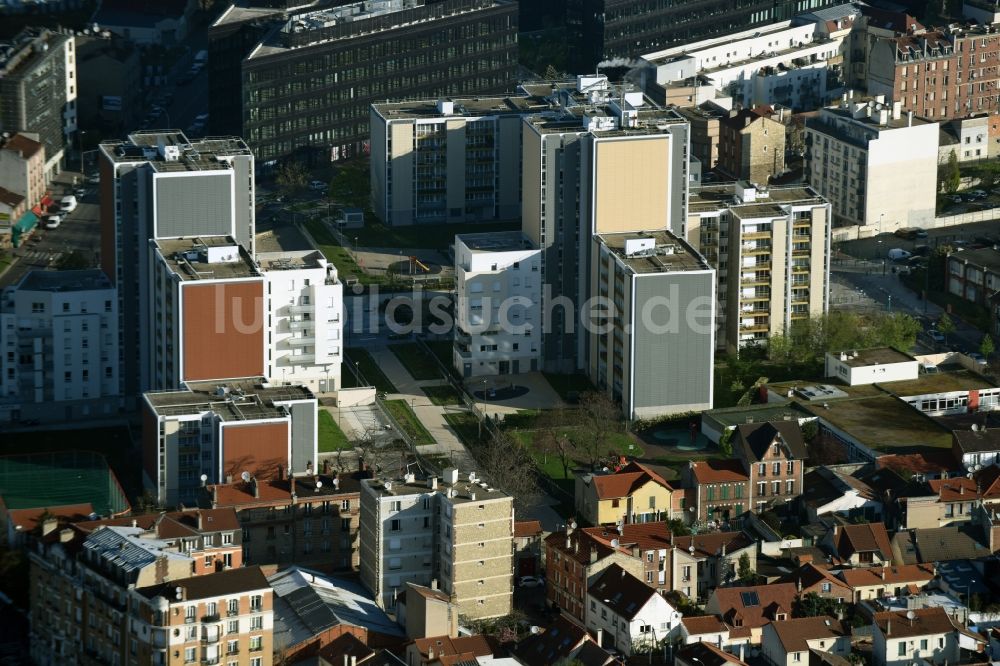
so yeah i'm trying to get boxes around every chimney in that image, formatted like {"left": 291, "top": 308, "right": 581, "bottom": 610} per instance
{"left": 590, "top": 547, "right": 598, "bottom": 564}
{"left": 832, "top": 525, "right": 839, "bottom": 538}
{"left": 351, "top": 657, "right": 356, "bottom": 666}
{"left": 290, "top": 476, "right": 296, "bottom": 497}
{"left": 344, "top": 656, "right": 349, "bottom": 666}
{"left": 252, "top": 478, "right": 260, "bottom": 499}
{"left": 574, "top": 541, "right": 579, "bottom": 554}
{"left": 131, "top": 519, "right": 138, "bottom": 529}
{"left": 881, "top": 568, "right": 886, "bottom": 580}
{"left": 197, "top": 512, "right": 203, "bottom": 531}
{"left": 722, "top": 542, "right": 727, "bottom": 557}
{"left": 887, "top": 619, "right": 891, "bottom": 635}
{"left": 566, "top": 534, "right": 572, "bottom": 550}
{"left": 960, "top": 485, "right": 965, "bottom": 495}
{"left": 59, "top": 528, "right": 74, "bottom": 543}
{"left": 428, "top": 647, "right": 434, "bottom": 661}
{"left": 729, "top": 109, "right": 739, "bottom": 118}
{"left": 429, "top": 477, "right": 438, "bottom": 490}
{"left": 595, "top": 628, "right": 603, "bottom": 646}
{"left": 431, "top": 579, "right": 438, "bottom": 590}
{"left": 907, "top": 111, "right": 913, "bottom": 127}
{"left": 212, "top": 485, "right": 218, "bottom": 505}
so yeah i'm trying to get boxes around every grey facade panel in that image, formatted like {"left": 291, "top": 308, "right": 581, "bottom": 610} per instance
{"left": 232, "top": 156, "right": 254, "bottom": 250}
{"left": 631, "top": 272, "right": 714, "bottom": 412}
{"left": 154, "top": 173, "right": 234, "bottom": 239}
{"left": 668, "top": 124, "right": 690, "bottom": 237}
{"left": 290, "top": 402, "right": 315, "bottom": 474}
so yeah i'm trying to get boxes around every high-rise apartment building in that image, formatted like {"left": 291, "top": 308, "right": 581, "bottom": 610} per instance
{"left": 359, "top": 468, "right": 514, "bottom": 620}
{"left": 370, "top": 96, "right": 534, "bottom": 225}
{"left": 453, "top": 231, "right": 542, "bottom": 378}
{"left": 142, "top": 378, "right": 318, "bottom": 505}
{"left": 0, "top": 27, "right": 76, "bottom": 178}
{"left": 589, "top": 230, "right": 715, "bottom": 420}
{"left": 209, "top": 0, "right": 518, "bottom": 163}
{"left": 804, "top": 98, "right": 938, "bottom": 231}
{"left": 686, "top": 182, "right": 831, "bottom": 351}
{"left": 566, "top": 0, "right": 844, "bottom": 73}
{"left": 99, "top": 132, "right": 257, "bottom": 398}
{"left": 0, "top": 270, "right": 121, "bottom": 424}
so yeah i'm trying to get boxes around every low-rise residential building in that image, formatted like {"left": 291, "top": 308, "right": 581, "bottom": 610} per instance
{"left": 872, "top": 607, "right": 977, "bottom": 666}
{"left": 804, "top": 97, "right": 938, "bottom": 232}
{"left": 586, "top": 564, "right": 681, "bottom": 656}
{"left": 823, "top": 522, "right": 894, "bottom": 567}
{"left": 685, "top": 460, "right": 751, "bottom": 524}
{"left": 717, "top": 107, "right": 786, "bottom": 185}
{"left": 705, "top": 582, "right": 798, "bottom": 645}
{"left": 359, "top": 469, "right": 514, "bottom": 620}
{"left": 397, "top": 581, "right": 458, "bottom": 641}
{"left": 761, "top": 616, "right": 851, "bottom": 666}
{"left": 453, "top": 232, "right": 542, "bottom": 378}
{"left": 937, "top": 116, "right": 990, "bottom": 164}
{"left": 670, "top": 532, "right": 757, "bottom": 603}
{"left": 898, "top": 476, "right": 979, "bottom": 529}
{"left": 679, "top": 616, "right": 734, "bottom": 648}
{"left": 0, "top": 132, "right": 46, "bottom": 246}
{"left": 513, "top": 616, "right": 613, "bottom": 666}
{"left": 0, "top": 270, "right": 122, "bottom": 424}
{"left": 406, "top": 635, "right": 496, "bottom": 666}
{"left": 575, "top": 461, "right": 678, "bottom": 526}
{"left": 582, "top": 522, "right": 674, "bottom": 592}
{"left": 890, "top": 525, "right": 993, "bottom": 565}
{"left": 205, "top": 471, "right": 362, "bottom": 572}
{"left": 677, "top": 641, "right": 750, "bottom": 666}
{"left": 947, "top": 247, "right": 1000, "bottom": 308}
{"left": 589, "top": 229, "right": 716, "bottom": 421}
{"left": 953, "top": 427, "right": 1000, "bottom": 471}
{"left": 778, "top": 563, "right": 852, "bottom": 603}
{"left": 824, "top": 347, "right": 919, "bottom": 386}
{"left": 735, "top": 421, "right": 807, "bottom": 514}
{"left": 513, "top": 520, "right": 543, "bottom": 579}
{"left": 542, "top": 527, "right": 645, "bottom": 624}
{"left": 837, "top": 563, "right": 935, "bottom": 603}
{"left": 800, "top": 466, "right": 882, "bottom": 522}
{"left": 686, "top": 183, "right": 831, "bottom": 352}
{"left": 142, "top": 378, "right": 318, "bottom": 506}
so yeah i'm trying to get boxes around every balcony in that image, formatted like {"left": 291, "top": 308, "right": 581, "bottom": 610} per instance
{"left": 287, "top": 303, "right": 313, "bottom": 314}
{"left": 201, "top": 626, "right": 220, "bottom": 643}
{"left": 287, "top": 336, "right": 315, "bottom": 346}
{"left": 288, "top": 319, "right": 312, "bottom": 330}
{"left": 742, "top": 231, "right": 771, "bottom": 240}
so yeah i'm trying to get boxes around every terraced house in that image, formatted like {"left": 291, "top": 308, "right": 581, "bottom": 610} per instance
{"left": 575, "top": 461, "right": 680, "bottom": 526}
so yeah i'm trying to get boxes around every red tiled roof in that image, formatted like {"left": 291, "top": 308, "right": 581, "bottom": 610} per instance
{"left": 838, "top": 563, "right": 935, "bottom": 589}
{"left": 412, "top": 635, "right": 493, "bottom": 660}
{"left": 590, "top": 461, "right": 674, "bottom": 500}
{"left": 514, "top": 520, "right": 543, "bottom": 538}
{"left": 690, "top": 459, "right": 749, "bottom": 484}
{"left": 873, "top": 607, "right": 965, "bottom": 639}
{"left": 544, "top": 529, "right": 628, "bottom": 565}
{"left": 316, "top": 633, "right": 374, "bottom": 666}
{"left": 673, "top": 531, "right": 754, "bottom": 559}
{"left": 582, "top": 521, "right": 672, "bottom": 551}
{"left": 75, "top": 508, "right": 240, "bottom": 536}
{"left": 7, "top": 503, "right": 95, "bottom": 532}
{"left": 0, "top": 185, "right": 25, "bottom": 208}
{"left": 769, "top": 616, "right": 848, "bottom": 653}
{"left": 711, "top": 583, "right": 798, "bottom": 630}
{"left": 835, "top": 523, "right": 892, "bottom": 561}
{"left": 677, "top": 641, "right": 748, "bottom": 666}
{"left": 1, "top": 134, "right": 42, "bottom": 160}
{"left": 778, "top": 563, "right": 852, "bottom": 595}
{"left": 876, "top": 451, "right": 957, "bottom": 476}
{"left": 681, "top": 615, "right": 729, "bottom": 636}
{"left": 927, "top": 477, "right": 977, "bottom": 502}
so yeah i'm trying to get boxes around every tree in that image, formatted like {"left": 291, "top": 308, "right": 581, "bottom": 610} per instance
{"left": 275, "top": 160, "right": 309, "bottom": 197}
{"left": 667, "top": 518, "right": 691, "bottom": 537}
{"left": 944, "top": 149, "right": 961, "bottom": 194}
{"left": 56, "top": 249, "right": 91, "bottom": 270}
{"left": 544, "top": 64, "right": 560, "bottom": 79}
{"left": 981, "top": 334, "right": 995, "bottom": 360}
{"left": 475, "top": 430, "right": 540, "bottom": 515}
{"left": 576, "top": 391, "right": 622, "bottom": 469}
{"left": 737, "top": 552, "right": 759, "bottom": 585}
{"left": 535, "top": 409, "right": 576, "bottom": 479}
{"left": 794, "top": 592, "right": 842, "bottom": 617}
{"left": 937, "top": 313, "right": 955, "bottom": 344}
{"left": 719, "top": 428, "right": 734, "bottom": 457}
{"left": 801, "top": 420, "right": 819, "bottom": 442}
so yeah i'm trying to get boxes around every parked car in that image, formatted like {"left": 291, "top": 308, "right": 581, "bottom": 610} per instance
{"left": 309, "top": 180, "right": 327, "bottom": 191}
{"left": 927, "top": 330, "right": 945, "bottom": 343}
{"left": 60, "top": 195, "right": 77, "bottom": 213}
{"left": 44, "top": 215, "right": 62, "bottom": 229}
{"left": 969, "top": 352, "right": 988, "bottom": 366}
{"left": 913, "top": 228, "right": 928, "bottom": 238}
{"left": 518, "top": 576, "right": 543, "bottom": 588}
{"left": 887, "top": 248, "right": 911, "bottom": 261}
{"left": 74, "top": 188, "right": 87, "bottom": 199}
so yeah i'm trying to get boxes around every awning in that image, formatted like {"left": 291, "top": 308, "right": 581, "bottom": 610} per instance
{"left": 11, "top": 211, "right": 38, "bottom": 247}
{"left": 40, "top": 194, "right": 53, "bottom": 208}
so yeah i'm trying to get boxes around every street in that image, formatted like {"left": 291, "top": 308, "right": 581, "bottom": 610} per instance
{"left": 0, "top": 177, "right": 101, "bottom": 289}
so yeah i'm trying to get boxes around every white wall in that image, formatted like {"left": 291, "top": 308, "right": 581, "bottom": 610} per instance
{"left": 864, "top": 121, "right": 939, "bottom": 230}
{"left": 824, "top": 353, "right": 919, "bottom": 386}
{"left": 586, "top": 591, "right": 680, "bottom": 656}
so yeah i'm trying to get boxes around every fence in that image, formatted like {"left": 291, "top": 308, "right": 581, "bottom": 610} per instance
{"left": 831, "top": 206, "right": 1000, "bottom": 242}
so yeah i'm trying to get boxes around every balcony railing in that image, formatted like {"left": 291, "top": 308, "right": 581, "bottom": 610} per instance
{"left": 201, "top": 614, "right": 220, "bottom": 623}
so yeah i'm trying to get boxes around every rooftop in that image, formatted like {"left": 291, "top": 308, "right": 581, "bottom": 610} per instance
{"left": 584, "top": 461, "right": 674, "bottom": 500}
{"left": 144, "top": 378, "right": 314, "bottom": 421}
{"left": 690, "top": 458, "right": 749, "bottom": 484}
{"left": 950, "top": 246, "right": 1000, "bottom": 272}
{"left": 833, "top": 522, "right": 893, "bottom": 560}
{"left": 803, "top": 394, "right": 953, "bottom": 453}
{"left": 711, "top": 582, "right": 798, "bottom": 629}
{"left": 768, "top": 616, "right": 848, "bottom": 654}
{"left": 255, "top": 221, "right": 317, "bottom": 254}
{"left": 891, "top": 525, "right": 992, "bottom": 565}
{"left": 830, "top": 347, "right": 916, "bottom": 367}
{"left": 373, "top": 93, "right": 552, "bottom": 121}
{"left": 0, "top": 28, "right": 68, "bottom": 78}
{"left": 458, "top": 230, "right": 535, "bottom": 253}
{"left": 596, "top": 229, "right": 710, "bottom": 274}
{"left": 83, "top": 526, "right": 192, "bottom": 574}
{"left": 875, "top": 369, "right": 995, "bottom": 396}
{"left": 703, "top": 401, "right": 813, "bottom": 428}
{"left": 677, "top": 641, "right": 746, "bottom": 666}
{"left": 362, "top": 471, "right": 510, "bottom": 505}
{"left": 0, "top": 133, "right": 43, "bottom": 160}
{"left": 588, "top": 564, "right": 664, "bottom": 620}
{"left": 153, "top": 236, "right": 259, "bottom": 282}
{"left": 14, "top": 269, "right": 113, "bottom": 293}
{"left": 837, "top": 563, "right": 935, "bottom": 589}
{"left": 873, "top": 607, "right": 964, "bottom": 639}
{"left": 209, "top": 472, "right": 363, "bottom": 507}
{"left": 138, "top": 565, "right": 270, "bottom": 602}
{"left": 689, "top": 184, "right": 826, "bottom": 214}
{"left": 953, "top": 427, "right": 1000, "bottom": 454}
{"left": 99, "top": 132, "right": 251, "bottom": 171}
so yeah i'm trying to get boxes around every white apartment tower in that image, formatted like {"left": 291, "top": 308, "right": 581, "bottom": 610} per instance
{"left": 453, "top": 231, "right": 542, "bottom": 378}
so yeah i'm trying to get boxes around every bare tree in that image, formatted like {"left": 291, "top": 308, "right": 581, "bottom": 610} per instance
{"left": 535, "top": 409, "right": 577, "bottom": 478}
{"left": 473, "top": 431, "right": 540, "bottom": 515}
{"left": 576, "top": 391, "right": 622, "bottom": 469}
{"left": 275, "top": 160, "right": 309, "bottom": 197}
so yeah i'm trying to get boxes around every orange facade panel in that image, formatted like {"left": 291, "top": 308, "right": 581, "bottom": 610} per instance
{"left": 182, "top": 282, "right": 264, "bottom": 382}
{"left": 221, "top": 422, "right": 288, "bottom": 482}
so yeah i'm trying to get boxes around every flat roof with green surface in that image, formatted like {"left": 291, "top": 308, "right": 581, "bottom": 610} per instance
{"left": 704, "top": 401, "right": 814, "bottom": 428}
{"left": 0, "top": 451, "right": 130, "bottom": 516}
{"left": 804, "top": 395, "right": 953, "bottom": 452}
{"left": 876, "top": 370, "right": 996, "bottom": 396}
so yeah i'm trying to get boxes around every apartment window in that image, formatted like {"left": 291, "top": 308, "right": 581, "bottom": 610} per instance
{"left": 341, "top": 518, "right": 351, "bottom": 530}
{"left": 772, "top": 462, "right": 781, "bottom": 475}
{"left": 758, "top": 463, "right": 766, "bottom": 476}
{"left": 646, "top": 571, "right": 653, "bottom": 583}
{"left": 249, "top": 636, "right": 262, "bottom": 652}
{"left": 757, "top": 482, "right": 766, "bottom": 496}
{"left": 251, "top": 660, "right": 262, "bottom": 666}
{"left": 772, "top": 481, "right": 780, "bottom": 495}
{"left": 250, "top": 595, "right": 262, "bottom": 612}
{"left": 786, "top": 480, "right": 794, "bottom": 495}
{"left": 185, "top": 606, "right": 196, "bottom": 622}
{"left": 920, "top": 639, "right": 928, "bottom": 650}
{"left": 390, "top": 519, "right": 401, "bottom": 531}
{"left": 227, "top": 640, "right": 239, "bottom": 655}
{"left": 787, "top": 461, "right": 794, "bottom": 474}
{"left": 822, "top": 582, "right": 831, "bottom": 593}
{"left": 646, "top": 552, "right": 654, "bottom": 563}
{"left": 250, "top": 615, "right": 263, "bottom": 630}
{"left": 227, "top": 620, "right": 238, "bottom": 634}
{"left": 341, "top": 499, "right": 350, "bottom": 510}
{"left": 898, "top": 643, "right": 906, "bottom": 656}
{"left": 228, "top": 599, "right": 239, "bottom": 616}
{"left": 390, "top": 501, "right": 402, "bottom": 512}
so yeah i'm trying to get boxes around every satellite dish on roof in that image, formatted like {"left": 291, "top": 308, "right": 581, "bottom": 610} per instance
{"left": 530, "top": 626, "right": 541, "bottom": 634}
{"left": 906, "top": 610, "right": 916, "bottom": 620}
{"left": 570, "top": 521, "right": 577, "bottom": 529}
{"left": 315, "top": 481, "right": 323, "bottom": 492}
{"left": 611, "top": 538, "right": 620, "bottom": 548}
{"left": 241, "top": 471, "right": 251, "bottom": 483}
{"left": 175, "top": 586, "right": 182, "bottom": 600}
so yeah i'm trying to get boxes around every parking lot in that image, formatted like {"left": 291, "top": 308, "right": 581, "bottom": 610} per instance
{"left": 835, "top": 218, "right": 1000, "bottom": 263}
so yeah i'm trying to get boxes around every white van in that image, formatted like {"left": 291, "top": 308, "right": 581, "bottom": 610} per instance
{"left": 44, "top": 215, "right": 62, "bottom": 229}
{"left": 60, "top": 195, "right": 78, "bottom": 213}
{"left": 887, "top": 248, "right": 911, "bottom": 261}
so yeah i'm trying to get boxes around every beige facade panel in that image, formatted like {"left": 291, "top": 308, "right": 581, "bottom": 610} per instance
{"left": 390, "top": 123, "right": 415, "bottom": 223}
{"left": 593, "top": 135, "right": 671, "bottom": 234}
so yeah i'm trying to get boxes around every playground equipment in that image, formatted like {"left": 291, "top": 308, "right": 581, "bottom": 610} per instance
{"left": 409, "top": 256, "right": 431, "bottom": 274}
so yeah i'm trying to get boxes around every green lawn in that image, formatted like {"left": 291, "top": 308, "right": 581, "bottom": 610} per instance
{"left": 317, "top": 410, "right": 351, "bottom": 452}
{"left": 389, "top": 343, "right": 442, "bottom": 380}
{"left": 422, "top": 385, "right": 464, "bottom": 406}
{"left": 513, "top": 426, "right": 643, "bottom": 480}
{"left": 382, "top": 399, "right": 436, "bottom": 446}
{"left": 353, "top": 220, "right": 519, "bottom": 249}
{"left": 302, "top": 217, "right": 386, "bottom": 287}
{"left": 345, "top": 348, "right": 397, "bottom": 393}
{"left": 442, "top": 411, "right": 484, "bottom": 447}
{"left": 542, "top": 373, "right": 596, "bottom": 402}
{"left": 425, "top": 340, "right": 458, "bottom": 378}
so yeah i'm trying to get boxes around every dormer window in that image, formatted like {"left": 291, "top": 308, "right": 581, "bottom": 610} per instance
{"left": 776, "top": 613, "right": 787, "bottom": 621}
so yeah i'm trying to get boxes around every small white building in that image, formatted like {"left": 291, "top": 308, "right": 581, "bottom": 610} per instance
{"left": 761, "top": 616, "right": 851, "bottom": 666}
{"left": 257, "top": 230, "right": 343, "bottom": 393}
{"left": 824, "top": 347, "right": 919, "bottom": 386}
{"left": 586, "top": 564, "right": 682, "bottom": 656}
{"left": 453, "top": 231, "right": 541, "bottom": 378}
{"left": 0, "top": 269, "right": 122, "bottom": 423}
{"left": 872, "top": 607, "right": 978, "bottom": 666}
